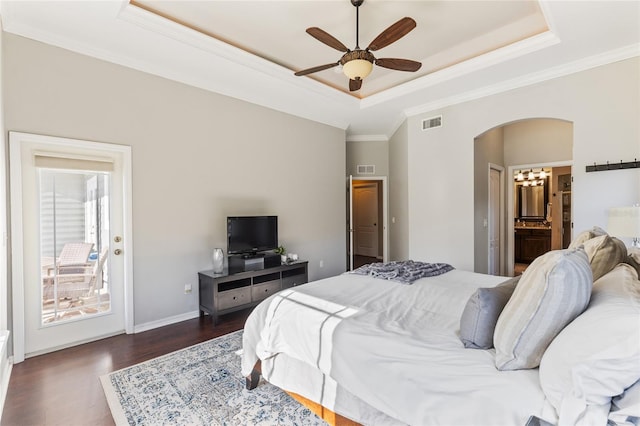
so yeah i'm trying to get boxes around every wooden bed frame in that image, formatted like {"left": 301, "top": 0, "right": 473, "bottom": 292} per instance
{"left": 246, "top": 361, "right": 361, "bottom": 426}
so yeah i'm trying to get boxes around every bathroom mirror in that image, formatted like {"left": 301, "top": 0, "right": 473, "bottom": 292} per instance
{"left": 518, "top": 184, "right": 546, "bottom": 218}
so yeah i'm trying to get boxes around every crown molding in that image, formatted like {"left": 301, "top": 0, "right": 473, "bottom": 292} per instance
{"left": 403, "top": 43, "right": 640, "bottom": 119}
{"left": 117, "top": 2, "right": 354, "bottom": 106}
{"left": 361, "top": 30, "right": 561, "bottom": 110}
{"left": 346, "top": 135, "right": 389, "bottom": 142}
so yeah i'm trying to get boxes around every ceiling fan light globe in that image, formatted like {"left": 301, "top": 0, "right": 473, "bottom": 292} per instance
{"left": 343, "top": 59, "right": 373, "bottom": 80}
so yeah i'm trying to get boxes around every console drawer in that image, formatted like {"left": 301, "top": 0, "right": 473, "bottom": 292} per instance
{"left": 252, "top": 280, "right": 281, "bottom": 302}
{"left": 218, "top": 287, "right": 251, "bottom": 310}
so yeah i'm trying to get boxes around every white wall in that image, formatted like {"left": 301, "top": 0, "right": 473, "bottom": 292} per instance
{"left": 407, "top": 57, "right": 640, "bottom": 270}
{"left": 0, "top": 24, "right": 11, "bottom": 418}
{"left": 3, "top": 34, "right": 347, "bottom": 327}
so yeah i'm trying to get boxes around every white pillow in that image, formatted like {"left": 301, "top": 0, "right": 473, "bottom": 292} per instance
{"left": 539, "top": 263, "right": 640, "bottom": 425}
{"left": 494, "top": 248, "right": 593, "bottom": 370}
{"left": 609, "top": 379, "right": 640, "bottom": 426}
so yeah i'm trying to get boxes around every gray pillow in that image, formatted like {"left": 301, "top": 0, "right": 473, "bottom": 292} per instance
{"left": 459, "top": 276, "right": 520, "bottom": 349}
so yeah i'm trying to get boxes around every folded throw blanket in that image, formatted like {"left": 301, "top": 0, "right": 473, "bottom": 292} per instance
{"left": 350, "top": 260, "right": 454, "bottom": 284}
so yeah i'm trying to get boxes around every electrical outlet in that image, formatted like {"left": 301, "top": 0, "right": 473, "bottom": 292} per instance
{"left": 184, "top": 284, "right": 192, "bottom": 294}
{"left": 319, "top": 260, "right": 324, "bottom": 268}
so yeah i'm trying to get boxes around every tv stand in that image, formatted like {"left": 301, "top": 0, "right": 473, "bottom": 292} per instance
{"left": 229, "top": 252, "right": 280, "bottom": 271}
{"left": 198, "top": 261, "right": 308, "bottom": 325}
{"left": 240, "top": 253, "right": 264, "bottom": 259}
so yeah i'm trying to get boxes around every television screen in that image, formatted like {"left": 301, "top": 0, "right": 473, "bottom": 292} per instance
{"left": 227, "top": 216, "right": 278, "bottom": 255}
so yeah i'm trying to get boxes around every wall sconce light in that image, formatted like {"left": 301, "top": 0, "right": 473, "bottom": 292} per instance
{"left": 517, "top": 170, "right": 524, "bottom": 181}
{"left": 528, "top": 169, "right": 535, "bottom": 180}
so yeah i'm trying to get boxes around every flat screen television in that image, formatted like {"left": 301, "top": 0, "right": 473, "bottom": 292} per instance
{"left": 227, "top": 216, "right": 278, "bottom": 256}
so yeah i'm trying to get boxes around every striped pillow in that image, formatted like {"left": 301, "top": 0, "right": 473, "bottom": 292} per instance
{"left": 494, "top": 248, "right": 593, "bottom": 370}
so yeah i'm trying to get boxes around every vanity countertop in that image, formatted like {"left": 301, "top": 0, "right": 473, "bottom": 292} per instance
{"left": 515, "top": 224, "right": 551, "bottom": 230}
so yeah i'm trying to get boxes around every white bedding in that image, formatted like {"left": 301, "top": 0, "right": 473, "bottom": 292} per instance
{"left": 242, "top": 270, "right": 551, "bottom": 425}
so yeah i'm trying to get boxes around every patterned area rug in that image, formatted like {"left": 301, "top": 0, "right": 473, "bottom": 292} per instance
{"left": 100, "top": 330, "right": 326, "bottom": 425}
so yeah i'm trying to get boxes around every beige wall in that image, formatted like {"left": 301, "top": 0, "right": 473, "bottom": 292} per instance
{"left": 346, "top": 140, "right": 389, "bottom": 177}
{"left": 405, "top": 57, "right": 640, "bottom": 271}
{"left": 473, "top": 127, "right": 505, "bottom": 273}
{"left": 389, "top": 121, "right": 409, "bottom": 261}
{"left": 503, "top": 119, "right": 573, "bottom": 165}
{"left": 4, "top": 34, "right": 347, "bottom": 327}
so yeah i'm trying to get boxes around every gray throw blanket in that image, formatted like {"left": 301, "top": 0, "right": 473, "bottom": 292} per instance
{"left": 350, "top": 260, "right": 454, "bottom": 284}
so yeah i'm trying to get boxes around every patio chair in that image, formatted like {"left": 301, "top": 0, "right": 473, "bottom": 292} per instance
{"left": 43, "top": 246, "right": 108, "bottom": 301}
{"left": 44, "top": 242, "right": 94, "bottom": 276}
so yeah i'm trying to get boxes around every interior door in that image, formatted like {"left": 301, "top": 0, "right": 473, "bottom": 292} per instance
{"left": 353, "top": 182, "right": 379, "bottom": 258}
{"left": 488, "top": 168, "right": 501, "bottom": 275}
{"left": 10, "top": 132, "right": 132, "bottom": 361}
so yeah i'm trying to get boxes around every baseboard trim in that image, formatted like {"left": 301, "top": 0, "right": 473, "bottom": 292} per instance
{"left": 134, "top": 310, "right": 201, "bottom": 334}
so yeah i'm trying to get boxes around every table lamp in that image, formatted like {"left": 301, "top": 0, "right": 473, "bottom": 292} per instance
{"left": 607, "top": 205, "right": 640, "bottom": 248}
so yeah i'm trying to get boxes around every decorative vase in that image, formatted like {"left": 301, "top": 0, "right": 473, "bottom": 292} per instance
{"left": 212, "top": 248, "right": 224, "bottom": 274}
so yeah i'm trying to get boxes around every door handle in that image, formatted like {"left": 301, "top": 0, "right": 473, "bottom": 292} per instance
{"left": 114, "top": 249, "right": 122, "bottom": 255}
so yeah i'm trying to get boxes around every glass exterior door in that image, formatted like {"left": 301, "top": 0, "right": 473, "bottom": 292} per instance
{"left": 39, "top": 169, "right": 111, "bottom": 324}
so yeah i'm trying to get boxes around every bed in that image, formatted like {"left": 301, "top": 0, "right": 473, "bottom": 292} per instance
{"left": 241, "top": 229, "right": 640, "bottom": 426}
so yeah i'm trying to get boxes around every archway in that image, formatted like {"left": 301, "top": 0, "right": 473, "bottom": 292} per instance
{"left": 474, "top": 118, "right": 573, "bottom": 276}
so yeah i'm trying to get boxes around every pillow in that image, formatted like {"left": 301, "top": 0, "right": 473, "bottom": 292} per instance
{"left": 568, "top": 226, "right": 608, "bottom": 249}
{"left": 459, "top": 276, "right": 520, "bottom": 349}
{"left": 625, "top": 247, "right": 640, "bottom": 279}
{"left": 539, "top": 263, "right": 640, "bottom": 425}
{"left": 609, "top": 379, "right": 640, "bottom": 426}
{"left": 581, "top": 235, "right": 627, "bottom": 281}
{"left": 494, "top": 247, "right": 593, "bottom": 370}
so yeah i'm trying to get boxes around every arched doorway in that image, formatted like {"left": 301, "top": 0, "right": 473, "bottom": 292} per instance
{"left": 474, "top": 118, "right": 573, "bottom": 276}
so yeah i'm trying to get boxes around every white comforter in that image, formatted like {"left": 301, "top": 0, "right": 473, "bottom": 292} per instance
{"left": 242, "top": 270, "right": 550, "bottom": 425}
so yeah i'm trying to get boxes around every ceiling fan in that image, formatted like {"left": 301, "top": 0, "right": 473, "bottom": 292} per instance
{"left": 294, "top": 0, "right": 422, "bottom": 92}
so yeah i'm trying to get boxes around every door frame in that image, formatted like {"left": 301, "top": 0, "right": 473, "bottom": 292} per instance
{"left": 506, "top": 160, "right": 573, "bottom": 276}
{"left": 487, "top": 163, "right": 505, "bottom": 275}
{"left": 9, "top": 132, "right": 134, "bottom": 363}
{"left": 347, "top": 176, "right": 388, "bottom": 270}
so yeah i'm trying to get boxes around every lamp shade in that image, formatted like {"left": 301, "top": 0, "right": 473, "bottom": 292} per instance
{"left": 607, "top": 206, "right": 640, "bottom": 240}
{"left": 343, "top": 59, "right": 373, "bottom": 80}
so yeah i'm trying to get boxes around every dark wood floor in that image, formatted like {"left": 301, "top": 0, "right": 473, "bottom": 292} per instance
{"left": 353, "top": 255, "right": 380, "bottom": 269}
{"left": 1, "top": 309, "right": 251, "bottom": 426}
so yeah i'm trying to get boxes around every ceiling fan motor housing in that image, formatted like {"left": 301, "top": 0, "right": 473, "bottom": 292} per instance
{"left": 340, "top": 49, "right": 375, "bottom": 66}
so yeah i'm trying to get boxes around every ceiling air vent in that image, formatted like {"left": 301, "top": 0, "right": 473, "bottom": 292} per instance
{"left": 357, "top": 165, "right": 375, "bottom": 175}
{"left": 422, "top": 115, "right": 442, "bottom": 130}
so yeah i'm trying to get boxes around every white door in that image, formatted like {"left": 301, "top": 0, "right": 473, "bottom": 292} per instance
{"left": 353, "top": 182, "right": 379, "bottom": 258}
{"left": 10, "top": 132, "right": 133, "bottom": 361}
{"left": 488, "top": 168, "right": 501, "bottom": 275}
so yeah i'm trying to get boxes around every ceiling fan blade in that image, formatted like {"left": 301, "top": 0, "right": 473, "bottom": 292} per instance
{"left": 367, "top": 17, "right": 417, "bottom": 51}
{"left": 349, "top": 78, "right": 362, "bottom": 92}
{"left": 306, "top": 27, "right": 349, "bottom": 52}
{"left": 294, "top": 62, "right": 340, "bottom": 76}
{"left": 375, "top": 58, "right": 422, "bottom": 72}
